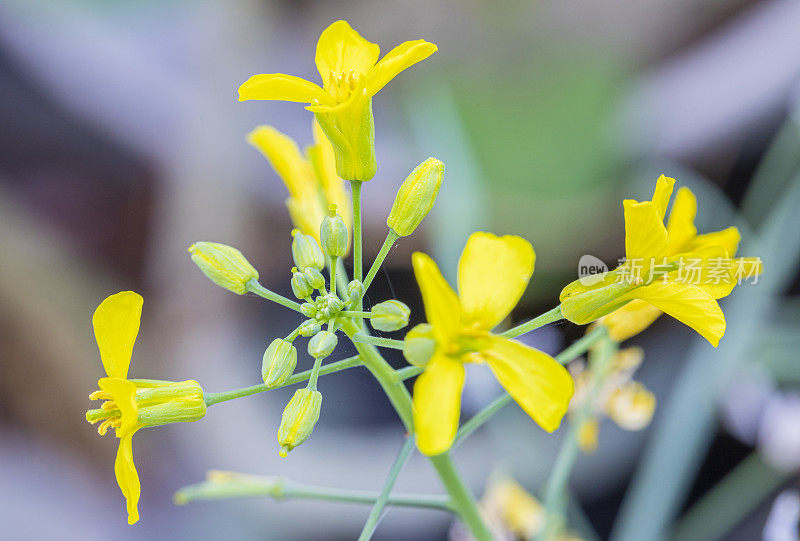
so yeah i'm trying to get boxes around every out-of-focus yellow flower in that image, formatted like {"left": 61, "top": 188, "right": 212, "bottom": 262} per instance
{"left": 410, "top": 232, "right": 574, "bottom": 456}
{"left": 478, "top": 475, "right": 584, "bottom": 541}
{"left": 568, "top": 347, "right": 655, "bottom": 453}
{"left": 238, "top": 20, "right": 437, "bottom": 181}
{"left": 560, "top": 175, "right": 762, "bottom": 346}
{"left": 85, "top": 292, "right": 206, "bottom": 524}
{"left": 248, "top": 122, "right": 351, "bottom": 252}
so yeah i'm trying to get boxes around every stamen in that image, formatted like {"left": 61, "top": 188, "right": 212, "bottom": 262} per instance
{"left": 97, "top": 419, "right": 114, "bottom": 436}
{"left": 100, "top": 400, "right": 118, "bottom": 411}
{"left": 89, "top": 390, "right": 111, "bottom": 401}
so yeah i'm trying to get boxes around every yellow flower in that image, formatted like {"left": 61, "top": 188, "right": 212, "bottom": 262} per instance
{"left": 411, "top": 232, "right": 574, "bottom": 456}
{"left": 569, "top": 347, "right": 655, "bottom": 453}
{"left": 247, "top": 121, "right": 351, "bottom": 252}
{"left": 560, "top": 175, "right": 762, "bottom": 347}
{"left": 85, "top": 292, "right": 206, "bottom": 524}
{"left": 238, "top": 20, "right": 437, "bottom": 181}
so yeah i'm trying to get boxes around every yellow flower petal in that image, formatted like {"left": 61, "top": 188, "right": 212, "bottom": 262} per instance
{"left": 651, "top": 174, "right": 675, "bottom": 220}
{"left": 624, "top": 200, "right": 668, "bottom": 261}
{"left": 114, "top": 433, "right": 141, "bottom": 525}
{"left": 601, "top": 299, "right": 663, "bottom": 342}
{"left": 483, "top": 336, "right": 574, "bottom": 432}
{"left": 237, "top": 73, "right": 331, "bottom": 104}
{"left": 93, "top": 292, "right": 143, "bottom": 379}
{"left": 458, "top": 232, "right": 535, "bottom": 330}
{"left": 367, "top": 39, "right": 438, "bottom": 96}
{"left": 412, "top": 252, "right": 461, "bottom": 344}
{"left": 689, "top": 226, "right": 741, "bottom": 256}
{"left": 315, "top": 20, "right": 380, "bottom": 89}
{"left": 665, "top": 187, "right": 697, "bottom": 254}
{"left": 632, "top": 281, "right": 726, "bottom": 346}
{"left": 246, "top": 125, "right": 318, "bottom": 199}
{"left": 412, "top": 353, "right": 465, "bottom": 456}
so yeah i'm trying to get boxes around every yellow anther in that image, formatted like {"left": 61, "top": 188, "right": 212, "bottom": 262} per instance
{"left": 97, "top": 419, "right": 115, "bottom": 436}
{"left": 101, "top": 400, "right": 118, "bottom": 411}
{"left": 89, "top": 390, "right": 111, "bottom": 401}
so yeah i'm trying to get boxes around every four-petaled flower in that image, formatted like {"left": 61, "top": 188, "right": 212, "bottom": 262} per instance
{"left": 410, "top": 232, "right": 574, "bottom": 456}
{"left": 86, "top": 292, "right": 206, "bottom": 524}
{"left": 238, "top": 20, "right": 437, "bottom": 181}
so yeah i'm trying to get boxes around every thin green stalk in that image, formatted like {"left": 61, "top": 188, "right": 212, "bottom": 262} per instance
{"left": 351, "top": 180, "right": 363, "bottom": 285}
{"left": 670, "top": 453, "right": 789, "bottom": 541}
{"left": 359, "top": 435, "right": 416, "bottom": 540}
{"left": 307, "top": 354, "right": 325, "bottom": 390}
{"left": 430, "top": 453, "right": 493, "bottom": 541}
{"left": 246, "top": 279, "right": 301, "bottom": 312}
{"left": 341, "top": 319, "right": 492, "bottom": 540}
{"left": 453, "top": 327, "right": 607, "bottom": 444}
{"left": 501, "top": 305, "right": 563, "bottom": 338}
{"left": 329, "top": 256, "right": 338, "bottom": 298}
{"left": 395, "top": 365, "right": 424, "bottom": 381}
{"left": 336, "top": 257, "right": 350, "bottom": 301}
{"left": 175, "top": 475, "right": 452, "bottom": 511}
{"left": 203, "top": 355, "right": 362, "bottom": 406}
{"left": 538, "top": 336, "right": 617, "bottom": 541}
{"left": 341, "top": 311, "right": 373, "bottom": 318}
{"left": 363, "top": 230, "right": 400, "bottom": 292}
{"left": 351, "top": 333, "right": 405, "bottom": 350}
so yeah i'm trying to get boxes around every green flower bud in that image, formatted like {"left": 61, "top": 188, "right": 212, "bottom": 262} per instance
{"left": 291, "top": 229, "right": 325, "bottom": 271}
{"left": 303, "top": 268, "right": 326, "bottom": 291}
{"left": 347, "top": 280, "right": 365, "bottom": 303}
{"left": 291, "top": 268, "right": 313, "bottom": 299}
{"left": 320, "top": 205, "right": 348, "bottom": 257}
{"left": 300, "top": 302, "right": 318, "bottom": 318}
{"left": 315, "top": 294, "right": 343, "bottom": 321}
{"left": 403, "top": 324, "right": 436, "bottom": 367}
{"left": 277, "top": 388, "right": 322, "bottom": 457}
{"left": 308, "top": 330, "right": 338, "bottom": 359}
{"left": 370, "top": 300, "right": 411, "bottom": 332}
{"left": 298, "top": 319, "right": 322, "bottom": 337}
{"left": 188, "top": 242, "right": 258, "bottom": 295}
{"left": 387, "top": 158, "right": 444, "bottom": 237}
{"left": 262, "top": 339, "right": 298, "bottom": 388}
{"left": 559, "top": 272, "right": 638, "bottom": 324}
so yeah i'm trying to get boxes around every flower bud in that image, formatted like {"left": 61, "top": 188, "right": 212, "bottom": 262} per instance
{"left": 403, "top": 324, "right": 437, "bottom": 367}
{"left": 370, "top": 300, "right": 410, "bottom": 332}
{"left": 315, "top": 294, "right": 343, "bottom": 321}
{"left": 291, "top": 229, "right": 325, "bottom": 271}
{"left": 347, "top": 280, "right": 365, "bottom": 303}
{"left": 300, "top": 302, "right": 318, "bottom": 318}
{"left": 303, "top": 268, "right": 326, "bottom": 291}
{"left": 298, "top": 319, "right": 322, "bottom": 337}
{"left": 262, "top": 339, "right": 298, "bottom": 388}
{"left": 291, "top": 268, "right": 313, "bottom": 299}
{"left": 320, "top": 205, "right": 348, "bottom": 257}
{"left": 277, "top": 388, "right": 322, "bottom": 457}
{"left": 559, "top": 272, "right": 638, "bottom": 325}
{"left": 387, "top": 158, "right": 444, "bottom": 237}
{"left": 308, "top": 330, "right": 338, "bottom": 359}
{"left": 188, "top": 242, "right": 258, "bottom": 295}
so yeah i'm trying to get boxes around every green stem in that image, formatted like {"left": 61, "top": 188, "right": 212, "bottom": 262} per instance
{"left": 336, "top": 257, "right": 350, "bottom": 301}
{"left": 363, "top": 230, "right": 400, "bottom": 292}
{"left": 341, "top": 311, "right": 373, "bottom": 318}
{"left": 359, "top": 435, "right": 416, "bottom": 540}
{"left": 341, "top": 320, "right": 492, "bottom": 540}
{"left": 430, "top": 454, "right": 493, "bottom": 541}
{"left": 174, "top": 475, "right": 452, "bottom": 511}
{"left": 307, "top": 354, "right": 325, "bottom": 390}
{"left": 351, "top": 180, "right": 363, "bottom": 285}
{"left": 453, "top": 326, "right": 607, "bottom": 444}
{"left": 203, "top": 355, "right": 362, "bottom": 406}
{"left": 501, "top": 305, "right": 563, "bottom": 338}
{"left": 329, "top": 256, "right": 338, "bottom": 298}
{"left": 670, "top": 453, "right": 789, "bottom": 541}
{"left": 538, "top": 335, "right": 617, "bottom": 541}
{"left": 351, "top": 333, "right": 405, "bottom": 350}
{"left": 395, "top": 365, "right": 424, "bottom": 381}
{"left": 246, "top": 279, "right": 302, "bottom": 312}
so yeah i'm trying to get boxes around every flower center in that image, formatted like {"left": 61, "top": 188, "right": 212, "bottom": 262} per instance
{"left": 86, "top": 390, "right": 122, "bottom": 436}
{"left": 326, "top": 69, "right": 362, "bottom": 103}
